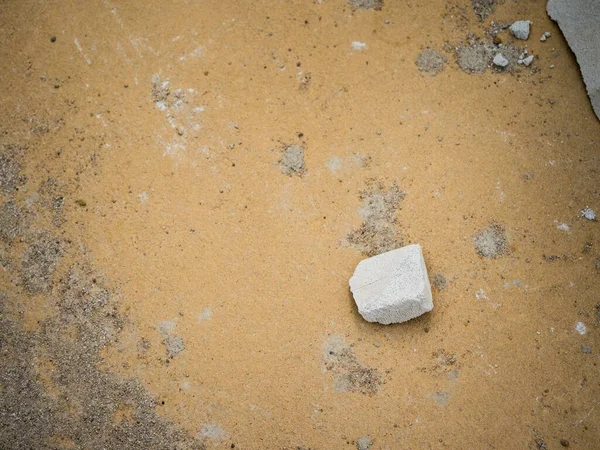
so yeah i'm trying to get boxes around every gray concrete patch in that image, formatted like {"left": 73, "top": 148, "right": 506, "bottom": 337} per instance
{"left": 548, "top": 0, "right": 600, "bottom": 120}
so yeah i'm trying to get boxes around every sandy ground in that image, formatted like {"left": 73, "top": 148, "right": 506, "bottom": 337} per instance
{"left": 1, "top": 0, "right": 599, "bottom": 449}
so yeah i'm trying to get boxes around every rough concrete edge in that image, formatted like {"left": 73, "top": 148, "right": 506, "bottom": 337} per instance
{"left": 547, "top": 0, "right": 600, "bottom": 121}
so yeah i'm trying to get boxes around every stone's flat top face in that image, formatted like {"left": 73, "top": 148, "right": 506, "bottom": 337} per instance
{"left": 349, "top": 244, "right": 434, "bottom": 324}
{"left": 548, "top": 0, "right": 600, "bottom": 120}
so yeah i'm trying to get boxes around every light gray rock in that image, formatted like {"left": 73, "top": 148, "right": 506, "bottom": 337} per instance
{"left": 509, "top": 20, "right": 531, "bottom": 40}
{"left": 349, "top": 244, "right": 434, "bottom": 325}
{"left": 582, "top": 207, "right": 597, "bottom": 221}
{"left": 548, "top": 0, "right": 600, "bottom": 120}
{"left": 518, "top": 55, "right": 535, "bottom": 66}
{"left": 493, "top": 53, "right": 509, "bottom": 68}
{"left": 540, "top": 31, "right": 551, "bottom": 41}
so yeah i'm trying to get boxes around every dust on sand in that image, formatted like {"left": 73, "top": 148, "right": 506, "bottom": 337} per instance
{"left": 431, "top": 273, "right": 449, "bottom": 291}
{"left": 473, "top": 222, "right": 508, "bottom": 258}
{"left": 455, "top": 36, "right": 526, "bottom": 73}
{"left": 0, "top": 144, "right": 26, "bottom": 195}
{"left": 2, "top": 0, "right": 600, "bottom": 448}
{"left": 279, "top": 143, "right": 306, "bottom": 176}
{"left": 323, "top": 336, "right": 382, "bottom": 395}
{"left": 21, "top": 232, "right": 63, "bottom": 294}
{"left": 347, "top": 181, "right": 406, "bottom": 256}
{"left": 0, "top": 200, "right": 26, "bottom": 243}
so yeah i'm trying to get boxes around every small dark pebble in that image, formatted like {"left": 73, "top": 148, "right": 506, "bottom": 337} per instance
{"left": 75, "top": 199, "right": 87, "bottom": 207}
{"left": 424, "top": 327, "right": 430, "bottom": 333}
{"left": 50, "top": 36, "right": 56, "bottom": 42}
{"left": 231, "top": 445, "right": 235, "bottom": 449}
{"left": 54, "top": 84, "right": 60, "bottom": 89}
{"left": 124, "top": 84, "right": 129, "bottom": 88}
{"left": 560, "top": 439, "right": 570, "bottom": 447}
{"left": 298, "top": 132, "right": 304, "bottom": 138}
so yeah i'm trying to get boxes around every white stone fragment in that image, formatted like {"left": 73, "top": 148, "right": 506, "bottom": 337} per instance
{"left": 509, "top": 20, "right": 531, "bottom": 40}
{"left": 349, "top": 244, "right": 434, "bottom": 325}
{"left": 582, "top": 207, "right": 597, "bottom": 221}
{"left": 351, "top": 41, "right": 368, "bottom": 51}
{"left": 540, "top": 31, "right": 551, "bottom": 41}
{"left": 518, "top": 55, "right": 535, "bottom": 66}
{"left": 493, "top": 53, "right": 509, "bottom": 68}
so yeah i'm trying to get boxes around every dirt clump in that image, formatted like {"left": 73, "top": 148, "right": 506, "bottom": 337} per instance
{"left": 347, "top": 181, "right": 406, "bottom": 256}
{"left": 21, "top": 231, "right": 62, "bottom": 294}
{"left": 348, "top": 0, "right": 383, "bottom": 10}
{"left": 279, "top": 144, "right": 306, "bottom": 176}
{"left": 416, "top": 49, "right": 447, "bottom": 75}
{"left": 323, "top": 336, "right": 382, "bottom": 395}
{"left": 473, "top": 222, "right": 508, "bottom": 258}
